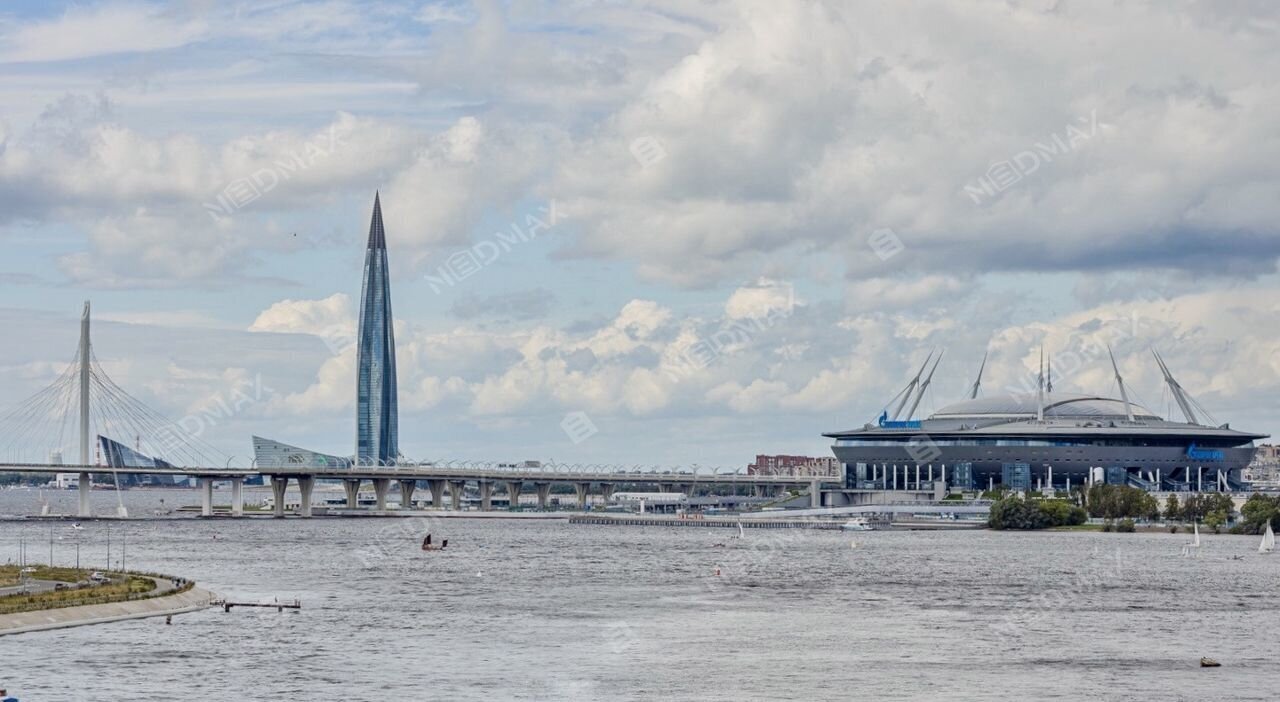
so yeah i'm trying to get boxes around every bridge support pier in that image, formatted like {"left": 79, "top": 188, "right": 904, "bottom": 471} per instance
{"left": 450, "top": 480, "right": 466, "bottom": 511}
{"left": 535, "top": 482, "right": 551, "bottom": 510}
{"left": 810, "top": 479, "right": 821, "bottom": 508}
{"left": 372, "top": 478, "right": 390, "bottom": 511}
{"left": 428, "top": 479, "right": 446, "bottom": 510}
{"left": 297, "top": 475, "right": 315, "bottom": 517}
{"left": 270, "top": 476, "right": 288, "bottom": 518}
{"left": 200, "top": 477, "right": 214, "bottom": 517}
{"left": 657, "top": 483, "right": 672, "bottom": 493}
{"left": 399, "top": 480, "right": 417, "bottom": 509}
{"left": 600, "top": 484, "right": 614, "bottom": 504}
{"left": 78, "top": 472, "right": 91, "bottom": 517}
{"left": 344, "top": 479, "right": 361, "bottom": 508}
{"left": 574, "top": 482, "right": 590, "bottom": 511}
{"left": 505, "top": 481, "right": 523, "bottom": 510}
{"left": 479, "top": 481, "right": 493, "bottom": 511}
{"left": 231, "top": 477, "right": 244, "bottom": 517}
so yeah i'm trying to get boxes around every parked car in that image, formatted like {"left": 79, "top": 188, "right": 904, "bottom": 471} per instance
{"left": 89, "top": 572, "right": 109, "bottom": 583}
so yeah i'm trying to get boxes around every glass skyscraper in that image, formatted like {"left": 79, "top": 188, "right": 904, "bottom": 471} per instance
{"left": 355, "top": 192, "right": 399, "bottom": 464}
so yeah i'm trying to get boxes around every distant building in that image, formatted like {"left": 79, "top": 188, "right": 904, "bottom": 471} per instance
{"left": 253, "top": 193, "right": 401, "bottom": 468}
{"left": 1246, "top": 443, "right": 1279, "bottom": 484}
{"left": 252, "top": 436, "right": 351, "bottom": 469}
{"left": 747, "top": 454, "right": 839, "bottom": 477}
{"left": 355, "top": 192, "right": 399, "bottom": 464}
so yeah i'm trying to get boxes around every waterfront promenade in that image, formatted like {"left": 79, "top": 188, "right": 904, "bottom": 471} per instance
{"left": 0, "top": 576, "right": 216, "bottom": 636}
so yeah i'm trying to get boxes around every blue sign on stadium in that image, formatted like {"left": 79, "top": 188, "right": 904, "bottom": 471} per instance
{"left": 1186, "top": 443, "right": 1223, "bottom": 462}
{"left": 878, "top": 411, "right": 922, "bottom": 429}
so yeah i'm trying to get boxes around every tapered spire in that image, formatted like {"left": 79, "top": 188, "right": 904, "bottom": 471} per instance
{"left": 356, "top": 192, "right": 398, "bottom": 464}
{"left": 367, "top": 191, "right": 386, "bottom": 250}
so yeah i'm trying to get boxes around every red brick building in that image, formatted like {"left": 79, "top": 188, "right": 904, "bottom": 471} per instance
{"left": 746, "top": 454, "right": 839, "bottom": 477}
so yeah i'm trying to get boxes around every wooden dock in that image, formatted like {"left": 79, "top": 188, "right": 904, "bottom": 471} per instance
{"left": 213, "top": 598, "right": 301, "bottom": 613}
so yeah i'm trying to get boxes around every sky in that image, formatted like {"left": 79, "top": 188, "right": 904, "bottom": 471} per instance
{"left": 0, "top": 0, "right": 1277, "bottom": 469}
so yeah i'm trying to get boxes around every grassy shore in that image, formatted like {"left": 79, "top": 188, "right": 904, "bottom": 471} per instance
{"left": 0, "top": 565, "right": 166, "bottom": 615}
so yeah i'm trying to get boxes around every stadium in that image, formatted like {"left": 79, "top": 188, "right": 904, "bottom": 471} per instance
{"left": 824, "top": 350, "right": 1268, "bottom": 495}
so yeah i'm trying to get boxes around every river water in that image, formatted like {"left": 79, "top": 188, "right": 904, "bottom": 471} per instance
{"left": 1, "top": 487, "right": 1277, "bottom": 701}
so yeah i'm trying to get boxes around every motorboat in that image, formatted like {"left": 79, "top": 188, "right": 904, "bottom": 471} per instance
{"left": 841, "top": 518, "right": 875, "bottom": 531}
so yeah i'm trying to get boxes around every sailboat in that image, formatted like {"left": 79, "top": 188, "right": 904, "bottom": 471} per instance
{"left": 1260, "top": 522, "right": 1275, "bottom": 554}
{"left": 1181, "top": 522, "right": 1201, "bottom": 558}
{"left": 729, "top": 522, "right": 744, "bottom": 540}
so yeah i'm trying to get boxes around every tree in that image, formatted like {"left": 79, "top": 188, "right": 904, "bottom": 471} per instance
{"left": 1239, "top": 494, "right": 1280, "bottom": 535}
{"left": 1164, "top": 494, "right": 1180, "bottom": 521}
{"left": 1204, "top": 510, "right": 1227, "bottom": 533}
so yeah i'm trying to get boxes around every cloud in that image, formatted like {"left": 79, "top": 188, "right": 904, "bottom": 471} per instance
{"left": 724, "top": 278, "right": 797, "bottom": 319}
{"left": 0, "top": 3, "right": 207, "bottom": 63}
{"left": 449, "top": 288, "right": 557, "bottom": 321}
{"left": 550, "top": 0, "right": 1280, "bottom": 285}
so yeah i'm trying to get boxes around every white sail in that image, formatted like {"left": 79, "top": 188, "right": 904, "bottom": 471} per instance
{"left": 738, "top": 522, "right": 745, "bottom": 539}
{"left": 1261, "top": 523, "right": 1275, "bottom": 554}
{"left": 1193, "top": 522, "right": 1201, "bottom": 548}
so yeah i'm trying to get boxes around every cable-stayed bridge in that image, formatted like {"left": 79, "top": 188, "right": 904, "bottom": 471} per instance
{"left": 0, "top": 303, "right": 831, "bottom": 518}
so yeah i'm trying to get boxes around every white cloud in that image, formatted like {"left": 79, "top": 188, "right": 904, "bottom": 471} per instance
{"left": 0, "top": 4, "right": 207, "bottom": 63}
{"left": 724, "top": 278, "right": 797, "bottom": 319}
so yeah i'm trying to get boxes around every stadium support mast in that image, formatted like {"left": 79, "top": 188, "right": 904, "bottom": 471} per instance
{"left": 1036, "top": 348, "right": 1045, "bottom": 422}
{"left": 1152, "top": 349, "right": 1199, "bottom": 426}
{"left": 906, "top": 350, "right": 944, "bottom": 421}
{"left": 969, "top": 351, "right": 987, "bottom": 399}
{"left": 1107, "top": 345, "right": 1135, "bottom": 422}
{"left": 892, "top": 350, "right": 933, "bottom": 421}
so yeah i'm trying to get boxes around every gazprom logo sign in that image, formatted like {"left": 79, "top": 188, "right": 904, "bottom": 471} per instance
{"left": 1186, "top": 443, "right": 1224, "bottom": 462}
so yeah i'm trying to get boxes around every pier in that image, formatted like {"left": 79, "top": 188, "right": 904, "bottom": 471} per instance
{"left": 569, "top": 514, "right": 852, "bottom": 530}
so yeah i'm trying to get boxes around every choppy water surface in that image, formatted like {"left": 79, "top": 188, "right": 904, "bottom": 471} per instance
{"left": 1, "top": 488, "right": 1277, "bottom": 701}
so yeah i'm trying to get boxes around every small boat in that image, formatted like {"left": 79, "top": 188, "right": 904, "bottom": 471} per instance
{"left": 1260, "top": 522, "right": 1275, "bottom": 554}
{"left": 841, "top": 518, "right": 874, "bottom": 531}
{"left": 1200, "top": 657, "right": 1221, "bottom": 667}
{"left": 422, "top": 533, "right": 448, "bottom": 552}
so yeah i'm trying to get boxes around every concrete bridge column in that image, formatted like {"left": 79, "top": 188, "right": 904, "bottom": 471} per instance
{"left": 270, "top": 475, "right": 289, "bottom": 518}
{"left": 574, "top": 482, "right": 590, "bottom": 511}
{"left": 505, "top": 481, "right": 523, "bottom": 509}
{"left": 231, "top": 477, "right": 244, "bottom": 517}
{"left": 200, "top": 477, "right": 214, "bottom": 517}
{"left": 657, "top": 483, "right": 672, "bottom": 493}
{"left": 344, "top": 479, "right": 361, "bottom": 508}
{"left": 372, "top": 478, "right": 391, "bottom": 511}
{"left": 810, "top": 479, "right": 822, "bottom": 508}
{"left": 399, "top": 480, "right": 417, "bottom": 509}
{"left": 600, "top": 484, "right": 614, "bottom": 504}
{"left": 915, "top": 464, "right": 920, "bottom": 490}
{"left": 78, "top": 472, "right": 91, "bottom": 517}
{"left": 479, "top": 481, "right": 493, "bottom": 511}
{"left": 428, "top": 479, "right": 447, "bottom": 510}
{"left": 297, "top": 475, "right": 315, "bottom": 518}
{"left": 450, "top": 480, "right": 466, "bottom": 511}
{"left": 535, "top": 482, "right": 551, "bottom": 510}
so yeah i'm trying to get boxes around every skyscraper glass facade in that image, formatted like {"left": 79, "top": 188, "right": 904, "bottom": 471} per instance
{"left": 355, "top": 193, "right": 399, "bottom": 464}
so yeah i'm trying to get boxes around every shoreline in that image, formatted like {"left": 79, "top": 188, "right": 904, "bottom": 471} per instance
{"left": 0, "top": 581, "right": 217, "bottom": 636}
